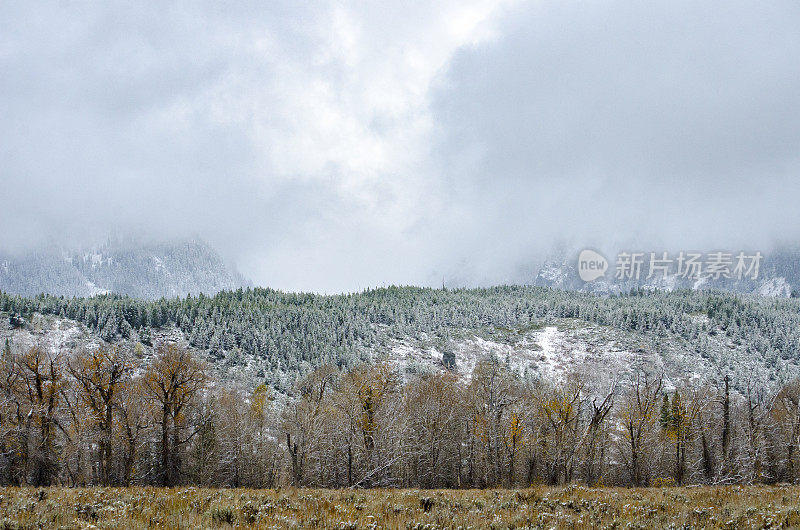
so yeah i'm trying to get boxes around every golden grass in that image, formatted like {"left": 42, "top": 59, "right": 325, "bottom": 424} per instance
{"left": 1, "top": 485, "right": 799, "bottom": 529}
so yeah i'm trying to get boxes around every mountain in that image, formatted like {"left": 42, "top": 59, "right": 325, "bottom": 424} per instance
{"left": 0, "top": 239, "right": 249, "bottom": 299}
{"left": 532, "top": 247, "right": 799, "bottom": 297}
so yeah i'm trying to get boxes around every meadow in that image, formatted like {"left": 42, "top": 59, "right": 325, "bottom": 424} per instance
{"left": 1, "top": 485, "right": 800, "bottom": 529}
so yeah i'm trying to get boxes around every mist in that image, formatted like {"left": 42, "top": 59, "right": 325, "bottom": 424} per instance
{"left": 2, "top": 1, "right": 799, "bottom": 293}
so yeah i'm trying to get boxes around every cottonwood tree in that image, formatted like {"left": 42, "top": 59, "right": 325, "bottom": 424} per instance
{"left": 13, "top": 346, "right": 65, "bottom": 486}
{"left": 661, "top": 387, "right": 702, "bottom": 485}
{"left": 142, "top": 343, "right": 207, "bottom": 486}
{"left": 0, "top": 340, "right": 26, "bottom": 484}
{"left": 772, "top": 378, "right": 800, "bottom": 481}
{"left": 581, "top": 380, "right": 616, "bottom": 486}
{"left": 242, "top": 384, "right": 280, "bottom": 487}
{"left": 402, "top": 372, "right": 464, "bottom": 488}
{"left": 467, "top": 357, "right": 517, "bottom": 487}
{"left": 534, "top": 375, "right": 587, "bottom": 485}
{"left": 187, "top": 390, "right": 221, "bottom": 486}
{"left": 337, "top": 363, "right": 402, "bottom": 487}
{"left": 68, "top": 345, "right": 131, "bottom": 485}
{"left": 114, "top": 374, "right": 149, "bottom": 485}
{"left": 282, "top": 365, "right": 338, "bottom": 486}
{"left": 618, "top": 370, "right": 663, "bottom": 486}
{"left": 739, "top": 375, "right": 773, "bottom": 482}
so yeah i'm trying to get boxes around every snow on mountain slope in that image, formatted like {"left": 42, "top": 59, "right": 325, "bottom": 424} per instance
{"left": 3, "top": 307, "right": 798, "bottom": 402}
{"left": 375, "top": 318, "right": 799, "bottom": 395}
{"left": 756, "top": 277, "right": 792, "bottom": 297}
{"left": 533, "top": 248, "right": 800, "bottom": 298}
{"left": 382, "top": 322, "right": 629, "bottom": 386}
{"left": 0, "top": 239, "right": 250, "bottom": 299}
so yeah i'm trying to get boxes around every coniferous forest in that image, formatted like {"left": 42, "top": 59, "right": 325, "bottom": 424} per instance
{"left": 3, "top": 286, "right": 800, "bottom": 384}
{"left": 2, "top": 287, "right": 800, "bottom": 489}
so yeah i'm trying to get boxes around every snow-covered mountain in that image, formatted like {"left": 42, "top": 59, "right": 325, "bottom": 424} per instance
{"left": 0, "top": 239, "right": 249, "bottom": 299}
{"left": 532, "top": 247, "right": 800, "bottom": 297}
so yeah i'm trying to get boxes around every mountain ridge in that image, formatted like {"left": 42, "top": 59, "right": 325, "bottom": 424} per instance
{"left": 0, "top": 238, "right": 250, "bottom": 299}
{"left": 532, "top": 247, "right": 800, "bottom": 297}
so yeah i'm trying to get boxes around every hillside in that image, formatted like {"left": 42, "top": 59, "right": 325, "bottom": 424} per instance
{"left": 2, "top": 286, "right": 799, "bottom": 394}
{"left": 4, "top": 286, "right": 800, "bottom": 489}
{"left": 0, "top": 239, "right": 249, "bottom": 299}
{"left": 532, "top": 247, "right": 800, "bottom": 297}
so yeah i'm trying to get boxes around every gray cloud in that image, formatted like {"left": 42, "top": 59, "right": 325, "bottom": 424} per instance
{"left": 1, "top": 1, "right": 799, "bottom": 292}
{"left": 430, "top": 0, "right": 800, "bottom": 279}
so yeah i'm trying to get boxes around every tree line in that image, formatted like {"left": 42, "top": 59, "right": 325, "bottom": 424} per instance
{"left": 3, "top": 286, "right": 800, "bottom": 392}
{"left": 2, "top": 340, "right": 800, "bottom": 488}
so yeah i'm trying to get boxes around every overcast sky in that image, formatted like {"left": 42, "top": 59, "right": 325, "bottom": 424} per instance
{"left": 2, "top": 1, "right": 799, "bottom": 292}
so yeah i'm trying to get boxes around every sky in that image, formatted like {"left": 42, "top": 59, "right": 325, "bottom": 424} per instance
{"left": 2, "top": 1, "right": 799, "bottom": 293}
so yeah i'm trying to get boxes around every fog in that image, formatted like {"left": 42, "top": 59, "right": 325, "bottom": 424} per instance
{"left": 2, "top": 1, "right": 799, "bottom": 292}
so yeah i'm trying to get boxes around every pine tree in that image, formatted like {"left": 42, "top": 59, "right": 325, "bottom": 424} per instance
{"left": 660, "top": 393, "right": 671, "bottom": 430}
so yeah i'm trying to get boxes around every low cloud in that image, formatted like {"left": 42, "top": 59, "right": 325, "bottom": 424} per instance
{"left": 1, "top": 1, "right": 798, "bottom": 291}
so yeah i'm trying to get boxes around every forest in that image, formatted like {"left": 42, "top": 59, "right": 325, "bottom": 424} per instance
{"left": 2, "top": 337, "right": 800, "bottom": 489}
{"left": 2, "top": 286, "right": 800, "bottom": 392}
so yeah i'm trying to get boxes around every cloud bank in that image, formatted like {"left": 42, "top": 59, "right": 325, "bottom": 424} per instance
{"left": 2, "top": 1, "right": 799, "bottom": 292}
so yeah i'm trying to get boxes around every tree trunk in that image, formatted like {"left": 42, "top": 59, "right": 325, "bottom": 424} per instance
{"left": 722, "top": 376, "right": 730, "bottom": 474}
{"left": 287, "top": 433, "right": 301, "bottom": 486}
{"left": 161, "top": 405, "right": 170, "bottom": 486}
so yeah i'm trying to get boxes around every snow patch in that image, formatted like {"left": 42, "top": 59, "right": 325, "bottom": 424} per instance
{"left": 756, "top": 277, "right": 792, "bottom": 297}
{"left": 84, "top": 252, "right": 105, "bottom": 268}
{"left": 85, "top": 281, "right": 110, "bottom": 296}
{"left": 384, "top": 324, "right": 636, "bottom": 388}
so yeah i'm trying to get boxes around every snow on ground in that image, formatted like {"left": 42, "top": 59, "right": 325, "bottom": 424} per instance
{"left": 85, "top": 252, "right": 104, "bottom": 268}
{"left": 0, "top": 313, "right": 100, "bottom": 354}
{"left": 5, "top": 311, "right": 797, "bottom": 400}
{"left": 382, "top": 322, "right": 638, "bottom": 387}
{"left": 757, "top": 277, "right": 792, "bottom": 297}
{"left": 85, "top": 281, "right": 110, "bottom": 296}
{"left": 642, "top": 273, "right": 679, "bottom": 292}
{"left": 377, "top": 316, "right": 792, "bottom": 398}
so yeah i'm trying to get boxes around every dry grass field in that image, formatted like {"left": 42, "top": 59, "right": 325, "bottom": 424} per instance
{"left": 1, "top": 485, "right": 799, "bottom": 529}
